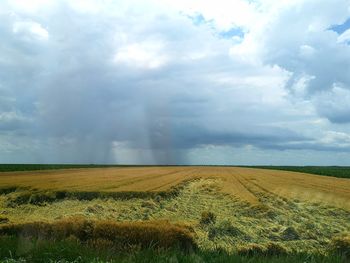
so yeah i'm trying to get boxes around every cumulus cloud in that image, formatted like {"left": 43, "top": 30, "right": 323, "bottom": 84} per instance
{"left": 313, "top": 84, "right": 350, "bottom": 123}
{"left": 1, "top": 0, "right": 350, "bottom": 164}
{"left": 114, "top": 40, "right": 168, "bottom": 69}
{"left": 338, "top": 29, "right": 350, "bottom": 43}
{"left": 12, "top": 20, "right": 49, "bottom": 41}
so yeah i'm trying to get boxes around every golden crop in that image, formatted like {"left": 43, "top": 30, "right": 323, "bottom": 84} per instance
{"left": 1, "top": 166, "right": 349, "bottom": 209}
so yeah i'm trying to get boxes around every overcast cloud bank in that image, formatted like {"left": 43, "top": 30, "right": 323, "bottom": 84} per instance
{"left": 1, "top": 0, "right": 350, "bottom": 165}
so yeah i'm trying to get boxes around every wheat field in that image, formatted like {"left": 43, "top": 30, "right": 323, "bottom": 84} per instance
{"left": 1, "top": 166, "right": 350, "bottom": 258}
{"left": 0, "top": 166, "right": 349, "bottom": 209}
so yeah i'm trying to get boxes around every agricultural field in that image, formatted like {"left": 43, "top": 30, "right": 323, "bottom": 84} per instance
{"left": 0, "top": 166, "right": 349, "bottom": 262}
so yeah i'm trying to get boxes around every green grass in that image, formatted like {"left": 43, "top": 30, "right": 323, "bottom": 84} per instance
{"left": 247, "top": 166, "right": 350, "bottom": 179}
{"left": 0, "top": 236, "right": 345, "bottom": 263}
{"left": 0, "top": 164, "right": 125, "bottom": 172}
{"left": 0, "top": 164, "right": 187, "bottom": 172}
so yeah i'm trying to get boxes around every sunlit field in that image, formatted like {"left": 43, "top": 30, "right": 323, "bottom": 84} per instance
{"left": 0, "top": 166, "right": 349, "bottom": 262}
{"left": 3, "top": 0, "right": 350, "bottom": 261}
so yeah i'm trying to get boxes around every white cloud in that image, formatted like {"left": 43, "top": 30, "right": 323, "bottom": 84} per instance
{"left": 313, "top": 84, "right": 350, "bottom": 123}
{"left": 13, "top": 20, "right": 49, "bottom": 41}
{"left": 114, "top": 40, "right": 167, "bottom": 69}
{"left": 0, "top": 111, "right": 22, "bottom": 122}
{"left": 6, "top": 0, "right": 55, "bottom": 14}
{"left": 161, "top": 0, "right": 258, "bottom": 31}
{"left": 299, "top": 45, "right": 316, "bottom": 58}
{"left": 320, "top": 131, "right": 350, "bottom": 146}
{"left": 338, "top": 29, "right": 350, "bottom": 43}
{"left": 290, "top": 74, "right": 315, "bottom": 97}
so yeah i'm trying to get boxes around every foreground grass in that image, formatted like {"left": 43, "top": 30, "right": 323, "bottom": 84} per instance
{"left": 0, "top": 236, "right": 345, "bottom": 263}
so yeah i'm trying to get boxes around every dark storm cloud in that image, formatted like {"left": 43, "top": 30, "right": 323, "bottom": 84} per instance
{"left": 141, "top": 122, "right": 308, "bottom": 150}
{"left": 1, "top": 0, "right": 350, "bottom": 164}
{"left": 323, "top": 113, "right": 350, "bottom": 124}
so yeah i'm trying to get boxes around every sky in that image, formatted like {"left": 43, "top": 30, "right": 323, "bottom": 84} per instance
{"left": 1, "top": 0, "right": 350, "bottom": 165}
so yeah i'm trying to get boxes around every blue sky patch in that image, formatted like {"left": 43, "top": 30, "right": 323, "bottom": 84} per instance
{"left": 188, "top": 13, "right": 206, "bottom": 26}
{"left": 219, "top": 27, "right": 245, "bottom": 39}
{"left": 330, "top": 17, "right": 350, "bottom": 34}
{"left": 187, "top": 13, "right": 245, "bottom": 40}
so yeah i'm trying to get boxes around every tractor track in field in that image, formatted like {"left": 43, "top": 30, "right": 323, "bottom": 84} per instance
{"left": 231, "top": 174, "right": 261, "bottom": 203}
{"left": 147, "top": 169, "right": 198, "bottom": 191}
{"left": 232, "top": 174, "right": 296, "bottom": 211}
{"left": 98, "top": 169, "right": 190, "bottom": 191}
